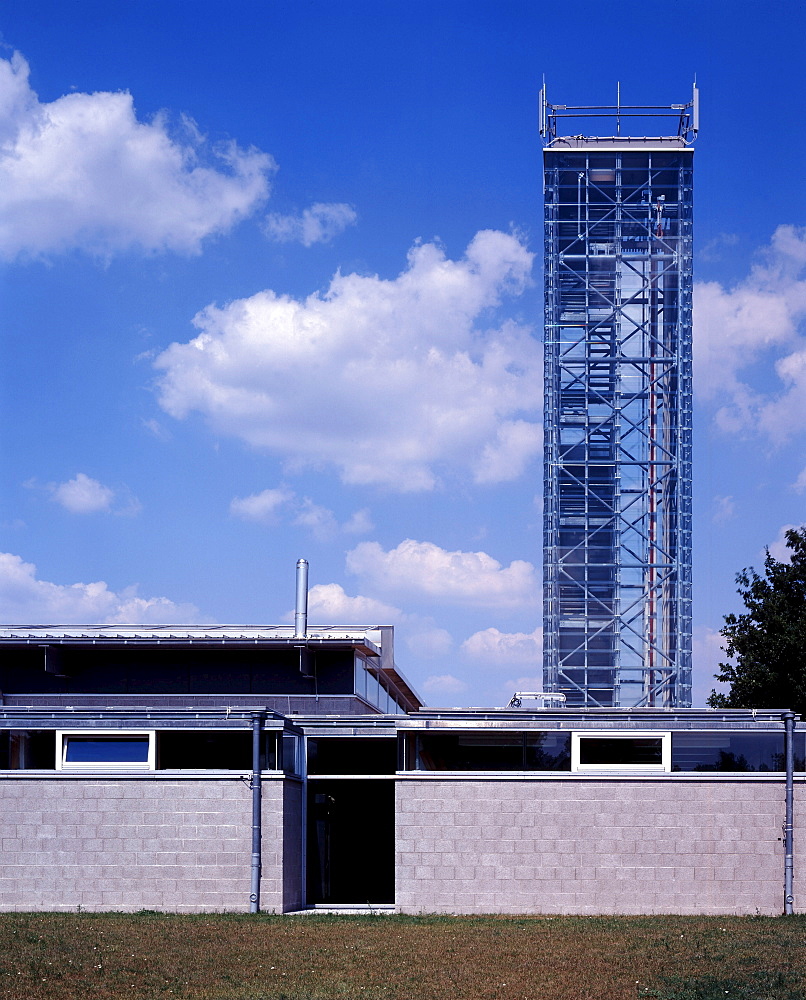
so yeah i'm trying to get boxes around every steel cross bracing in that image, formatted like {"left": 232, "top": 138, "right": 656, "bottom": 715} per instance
{"left": 542, "top": 129, "right": 693, "bottom": 708}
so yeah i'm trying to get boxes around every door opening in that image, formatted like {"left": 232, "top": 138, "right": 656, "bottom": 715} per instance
{"left": 306, "top": 779, "right": 394, "bottom": 905}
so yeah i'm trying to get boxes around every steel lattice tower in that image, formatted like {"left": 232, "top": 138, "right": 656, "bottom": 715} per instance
{"left": 541, "top": 86, "right": 696, "bottom": 707}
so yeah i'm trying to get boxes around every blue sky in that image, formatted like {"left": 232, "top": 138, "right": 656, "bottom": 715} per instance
{"left": 1, "top": 0, "right": 805, "bottom": 708}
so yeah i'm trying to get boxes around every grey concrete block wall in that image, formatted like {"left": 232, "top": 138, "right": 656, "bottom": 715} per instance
{"left": 396, "top": 777, "right": 794, "bottom": 916}
{"left": 0, "top": 776, "right": 291, "bottom": 913}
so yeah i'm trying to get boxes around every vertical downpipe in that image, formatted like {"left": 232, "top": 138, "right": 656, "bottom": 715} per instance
{"left": 295, "top": 559, "right": 309, "bottom": 639}
{"left": 250, "top": 713, "right": 264, "bottom": 913}
{"left": 784, "top": 711, "right": 795, "bottom": 915}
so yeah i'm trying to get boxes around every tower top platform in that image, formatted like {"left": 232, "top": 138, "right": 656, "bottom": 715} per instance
{"left": 539, "top": 83, "right": 699, "bottom": 147}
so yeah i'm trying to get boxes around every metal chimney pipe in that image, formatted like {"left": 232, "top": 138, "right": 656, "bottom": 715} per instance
{"left": 294, "top": 558, "right": 309, "bottom": 638}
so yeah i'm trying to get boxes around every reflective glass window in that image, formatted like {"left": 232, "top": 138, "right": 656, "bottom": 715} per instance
{"left": 282, "top": 734, "right": 300, "bottom": 775}
{"left": 354, "top": 658, "right": 367, "bottom": 699}
{"left": 367, "top": 673, "right": 381, "bottom": 709}
{"left": 671, "top": 731, "right": 785, "bottom": 772}
{"left": 413, "top": 732, "right": 571, "bottom": 771}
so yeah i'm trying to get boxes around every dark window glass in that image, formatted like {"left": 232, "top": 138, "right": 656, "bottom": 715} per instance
{"left": 158, "top": 731, "right": 264, "bottom": 770}
{"left": 5, "top": 731, "right": 56, "bottom": 769}
{"left": 64, "top": 736, "right": 149, "bottom": 763}
{"left": 307, "top": 737, "right": 397, "bottom": 775}
{"left": 578, "top": 737, "right": 663, "bottom": 766}
{"left": 525, "top": 732, "right": 572, "bottom": 770}
{"left": 671, "top": 731, "right": 785, "bottom": 772}
{"left": 414, "top": 733, "right": 571, "bottom": 771}
{"left": 282, "top": 734, "right": 300, "bottom": 775}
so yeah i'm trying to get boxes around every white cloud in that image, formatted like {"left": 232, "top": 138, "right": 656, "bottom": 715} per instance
{"left": 792, "top": 467, "right": 806, "bottom": 494}
{"left": 264, "top": 202, "right": 357, "bottom": 246}
{"left": 500, "top": 677, "right": 545, "bottom": 704}
{"left": 767, "top": 523, "right": 800, "bottom": 564}
{"left": 0, "top": 51, "right": 273, "bottom": 259}
{"left": 229, "top": 487, "right": 294, "bottom": 523}
{"left": 294, "top": 578, "right": 454, "bottom": 658}
{"left": 474, "top": 420, "right": 543, "bottom": 484}
{"left": 0, "top": 552, "right": 202, "bottom": 624}
{"left": 461, "top": 626, "right": 542, "bottom": 665}
{"left": 422, "top": 674, "right": 468, "bottom": 695}
{"left": 342, "top": 508, "right": 374, "bottom": 535}
{"left": 142, "top": 417, "right": 172, "bottom": 442}
{"left": 405, "top": 626, "right": 453, "bottom": 659}
{"left": 691, "top": 626, "right": 728, "bottom": 707}
{"left": 346, "top": 538, "right": 538, "bottom": 609}
{"left": 49, "top": 473, "right": 116, "bottom": 514}
{"left": 155, "top": 230, "right": 538, "bottom": 490}
{"left": 695, "top": 225, "right": 806, "bottom": 440}
{"left": 699, "top": 232, "right": 739, "bottom": 263}
{"left": 305, "top": 583, "right": 403, "bottom": 623}
{"left": 711, "top": 495, "right": 735, "bottom": 525}
{"left": 292, "top": 498, "right": 339, "bottom": 540}
{"left": 230, "top": 486, "right": 370, "bottom": 538}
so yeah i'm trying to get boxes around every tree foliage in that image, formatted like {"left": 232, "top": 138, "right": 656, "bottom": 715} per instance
{"left": 707, "top": 527, "right": 806, "bottom": 714}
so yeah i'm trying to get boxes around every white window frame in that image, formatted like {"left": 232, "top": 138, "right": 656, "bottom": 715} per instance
{"left": 571, "top": 730, "right": 671, "bottom": 773}
{"left": 56, "top": 730, "right": 156, "bottom": 771}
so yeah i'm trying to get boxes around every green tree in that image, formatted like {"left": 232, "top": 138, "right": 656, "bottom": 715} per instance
{"left": 707, "top": 526, "right": 806, "bottom": 714}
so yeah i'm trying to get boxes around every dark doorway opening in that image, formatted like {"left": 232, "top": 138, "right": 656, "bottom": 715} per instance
{"left": 306, "top": 779, "right": 394, "bottom": 905}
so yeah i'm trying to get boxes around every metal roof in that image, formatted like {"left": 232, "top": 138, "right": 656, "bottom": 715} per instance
{"left": 400, "top": 706, "right": 797, "bottom": 731}
{"left": 0, "top": 624, "right": 383, "bottom": 656}
{"left": 0, "top": 623, "right": 423, "bottom": 709}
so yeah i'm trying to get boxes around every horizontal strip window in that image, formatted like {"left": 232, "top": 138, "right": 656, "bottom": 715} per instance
{"left": 407, "top": 733, "right": 571, "bottom": 772}
{"left": 671, "top": 731, "right": 794, "bottom": 773}
{"left": 307, "top": 737, "right": 397, "bottom": 775}
{"left": 2, "top": 730, "right": 284, "bottom": 772}
{"left": 158, "top": 730, "right": 276, "bottom": 771}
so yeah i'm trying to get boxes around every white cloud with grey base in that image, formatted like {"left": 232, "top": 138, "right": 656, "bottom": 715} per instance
{"left": 695, "top": 225, "right": 806, "bottom": 440}
{"left": 301, "top": 583, "right": 403, "bottom": 623}
{"left": 0, "top": 552, "right": 202, "bottom": 624}
{"left": 346, "top": 538, "right": 538, "bottom": 609}
{"left": 0, "top": 52, "right": 273, "bottom": 259}
{"left": 461, "top": 626, "right": 542, "bottom": 665}
{"left": 155, "top": 230, "right": 539, "bottom": 490}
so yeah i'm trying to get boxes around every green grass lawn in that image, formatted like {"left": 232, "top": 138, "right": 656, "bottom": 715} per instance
{"left": 0, "top": 912, "right": 804, "bottom": 1000}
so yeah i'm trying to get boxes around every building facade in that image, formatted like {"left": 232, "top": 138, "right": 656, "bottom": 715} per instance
{"left": 541, "top": 87, "right": 696, "bottom": 708}
{"left": 0, "top": 623, "right": 801, "bottom": 916}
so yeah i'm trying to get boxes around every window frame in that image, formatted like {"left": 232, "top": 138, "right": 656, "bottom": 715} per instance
{"left": 56, "top": 730, "right": 156, "bottom": 771}
{"left": 571, "top": 730, "right": 671, "bottom": 772}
